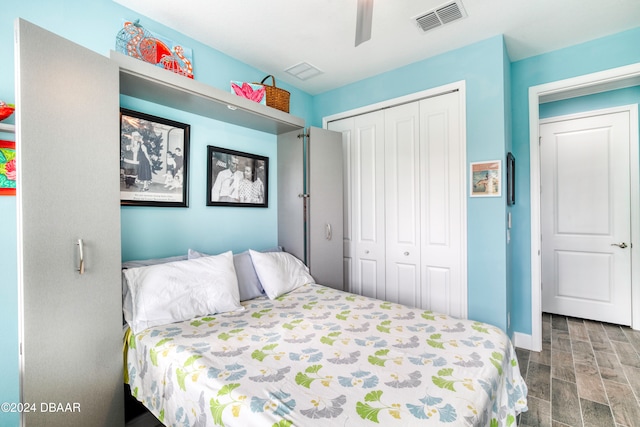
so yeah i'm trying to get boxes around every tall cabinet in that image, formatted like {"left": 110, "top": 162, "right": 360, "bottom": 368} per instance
{"left": 328, "top": 91, "right": 466, "bottom": 318}
{"left": 278, "top": 127, "right": 344, "bottom": 290}
{"left": 16, "top": 19, "right": 124, "bottom": 426}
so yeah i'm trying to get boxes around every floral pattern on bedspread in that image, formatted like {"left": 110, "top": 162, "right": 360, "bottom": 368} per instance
{"left": 127, "top": 284, "right": 527, "bottom": 426}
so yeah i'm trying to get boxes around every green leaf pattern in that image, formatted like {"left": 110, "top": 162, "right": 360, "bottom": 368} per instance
{"left": 126, "top": 283, "right": 528, "bottom": 426}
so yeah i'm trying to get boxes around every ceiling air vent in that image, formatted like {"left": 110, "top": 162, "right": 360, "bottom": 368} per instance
{"left": 414, "top": 1, "right": 467, "bottom": 33}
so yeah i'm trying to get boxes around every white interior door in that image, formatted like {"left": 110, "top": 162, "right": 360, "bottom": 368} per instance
{"left": 540, "top": 110, "right": 632, "bottom": 325}
{"left": 16, "top": 19, "right": 123, "bottom": 426}
{"left": 384, "top": 103, "right": 421, "bottom": 307}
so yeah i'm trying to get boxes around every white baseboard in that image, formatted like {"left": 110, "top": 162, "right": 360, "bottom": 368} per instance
{"left": 513, "top": 332, "right": 534, "bottom": 351}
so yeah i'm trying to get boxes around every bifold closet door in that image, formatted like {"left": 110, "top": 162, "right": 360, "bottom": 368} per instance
{"left": 384, "top": 103, "right": 421, "bottom": 307}
{"left": 329, "top": 112, "right": 386, "bottom": 298}
{"left": 419, "top": 92, "right": 465, "bottom": 318}
{"left": 16, "top": 19, "right": 123, "bottom": 426}
{"left": 329, "top": 90, "right": 465, "bottom": 317}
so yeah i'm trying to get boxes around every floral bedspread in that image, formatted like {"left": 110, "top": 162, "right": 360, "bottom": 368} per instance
{"left": 126, "top": 284, "right": 527, "bottom": 426}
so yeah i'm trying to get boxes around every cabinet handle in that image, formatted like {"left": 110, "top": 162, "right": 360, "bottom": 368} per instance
{"left": 325, "top": 223, "right": 332, "bottom": 241}
{"left": 404, "top": 251, "right": 410, "bottom": 256}
{"left": 77, "top": 239, "right": 85, "bottom": 275}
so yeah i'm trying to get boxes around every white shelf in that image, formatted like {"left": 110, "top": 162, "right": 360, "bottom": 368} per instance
{"left": 0, "top": 123, "right": 15, "bottom": 133}
{"left": 110, "top": 51, "right": 304, "bottom": 135}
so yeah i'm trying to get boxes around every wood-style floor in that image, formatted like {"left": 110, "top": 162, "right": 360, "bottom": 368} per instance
{"left": 517, "top": 313, "right": 640, "bottom": 427}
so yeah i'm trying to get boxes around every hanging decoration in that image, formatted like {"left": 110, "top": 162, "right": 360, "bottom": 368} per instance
{"left": 116, "top": 20, "right": 194, "bottom": 79}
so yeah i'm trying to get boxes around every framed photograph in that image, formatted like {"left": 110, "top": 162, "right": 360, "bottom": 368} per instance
{"left": 470, "top": 160, "right": 502, "bottom": 197}
{"left": 0, "top": 140, "right": 16, "bottom": 196}
{"left": 506, "top": 152, "right": 515, "bottom": 205}
{"left": 120, "top": 108, "right": 190, "bottom": 207}
{"left": 207, "top": 146, "right": 268, "bottom": 207}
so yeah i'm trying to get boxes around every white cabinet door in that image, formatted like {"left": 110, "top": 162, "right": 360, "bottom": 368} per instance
{"left": 16, "top": 19, "right": 123, "bottom": 426}
{"left": 384, "top": 103, "right": 421, "bottom": 307}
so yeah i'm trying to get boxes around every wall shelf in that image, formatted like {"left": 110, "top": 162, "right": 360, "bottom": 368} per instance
{"left": 110, "top": 51, "right": 304, "bottom": 135}
{"left": 0, "top": 123, "right": 15, "bottom": 133}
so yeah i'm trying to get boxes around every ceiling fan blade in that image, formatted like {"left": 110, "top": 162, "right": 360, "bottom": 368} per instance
{"left": 355, "top": 0, "right": 373, "bottom": 46}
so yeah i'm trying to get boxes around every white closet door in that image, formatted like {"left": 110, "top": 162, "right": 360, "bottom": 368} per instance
{"left": 330, "top": 111, "right": 385, "bottom": 298}
{"left": 16, "top": 19, "right": 123, "bottom": 426}
{"left": 327, "top": 118, "right": 355, "bottom": 291}
{"left": 419, "top": 92, "right": 465, "bottom": 317}
{"left": 384, "top": 103, "right": 421, "bottom": 307}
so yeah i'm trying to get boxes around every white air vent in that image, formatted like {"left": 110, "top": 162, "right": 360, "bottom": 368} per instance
{"left": 285, "top": 62, "right": 324, "bottom": 81}
{"left": 413, "top": 0, "right": 467, "bottom": 33}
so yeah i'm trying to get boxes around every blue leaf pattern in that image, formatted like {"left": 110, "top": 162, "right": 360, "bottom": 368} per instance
{"left": 126, "top": 284, "right": 528, "bottom": 426}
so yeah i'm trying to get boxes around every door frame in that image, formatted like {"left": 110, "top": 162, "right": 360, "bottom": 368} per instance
{"left": 528, "top": 63, "right": 640, "bottom": 351}
{"left": 323, "top": 80, "right": 468, "bottom": 319}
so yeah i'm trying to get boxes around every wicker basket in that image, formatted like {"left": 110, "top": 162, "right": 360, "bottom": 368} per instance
{"left": 255, "top": 75, "right": 290, "bottom": 113}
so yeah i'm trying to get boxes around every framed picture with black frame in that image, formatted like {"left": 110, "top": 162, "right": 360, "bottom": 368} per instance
{"left": 207, "top": 145, "right": 268, "bottom": 208}
{"left": 506, "top": 152, "right": 515, "bottom": 205}
{"left": 120, "top": 108, "right": 190, "bottom": 207}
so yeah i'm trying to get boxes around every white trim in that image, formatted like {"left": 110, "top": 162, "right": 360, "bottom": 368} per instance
{"left": 529, "top": 62, "right": 640, "bottom": 352}
{"left": 323, "top": 81, "right": 468, "bottom": 320}
{"left": 323, "top": 81, "right": 465, "bottom": 127}
{"left": 513, "top": 332, "right": 532, "bottom": 351}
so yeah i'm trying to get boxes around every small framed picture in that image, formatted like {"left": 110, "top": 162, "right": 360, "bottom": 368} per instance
{"left": 470, "top": 160, "right": 501, "bottom": 197}
{"left": 0, "top": 140, "right": 16, "bottom": 196}
{"left": 120, "top": 108, "right": 190, "bottom": 207}
{"left": 207, "top": 146, "right": 268, "bottom": 207}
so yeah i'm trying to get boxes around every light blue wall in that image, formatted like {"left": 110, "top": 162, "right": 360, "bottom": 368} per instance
{"left": 510, "top": 27, "right": 640, "bottom": 335}
{"left": 2, "top": 2, "right": 640, "bottom": 423}
{"left": 0, "top": 2, "right": 313, "bottom": 425}
{"left": 313, "top": 35, "right": 511, "bottom": 331}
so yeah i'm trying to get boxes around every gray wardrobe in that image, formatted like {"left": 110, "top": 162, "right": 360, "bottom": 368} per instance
{"left": 278, "top": 127, "right": 344, "bottom": 290}
{"left": 15, "top": 19, "right": 124, "bottom": 427}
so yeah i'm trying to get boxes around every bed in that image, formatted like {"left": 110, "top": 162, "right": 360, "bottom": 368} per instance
{"left": 123, "top": 250, "right": 527, "bottom": 427}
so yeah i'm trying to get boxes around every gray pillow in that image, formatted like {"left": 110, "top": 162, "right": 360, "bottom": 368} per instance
{"left": 122, "top": 254, "right": 188, "bottom": 269}
{"left": 188, "top": 247, "right": 282, "bottom": 301}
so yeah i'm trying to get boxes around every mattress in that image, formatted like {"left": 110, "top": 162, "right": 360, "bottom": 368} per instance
{"left": 126, "top": 283, "right": 527, "bottom": 426}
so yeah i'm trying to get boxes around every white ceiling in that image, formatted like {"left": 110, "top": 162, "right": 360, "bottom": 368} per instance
{"left": 114, "top": 0, "right": 640, "bottom": 95}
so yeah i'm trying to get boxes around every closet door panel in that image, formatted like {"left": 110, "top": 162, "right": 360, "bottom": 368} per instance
{"left": 384, "top": 103, "right": 421, "bottom": 306}
{"left": 419, "top": 92, "right": 464, "bottom": 317}
{"left": 327, "top": 119, "right": 355, "bottom": 292}
{"left": 353, "top": 111, "right": 386, "bottom": 299}
{"left": 16, "top": 19, "right": 123, "bottom": 426}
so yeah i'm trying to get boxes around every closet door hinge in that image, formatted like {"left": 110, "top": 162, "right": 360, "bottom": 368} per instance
{"left": 297, "top": 128, "right": 310, "bottom": 139}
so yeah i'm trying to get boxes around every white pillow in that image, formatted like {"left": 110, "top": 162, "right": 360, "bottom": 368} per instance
{"left": 122, "top": 254, "right": 189, "bottom": 325}
{"left": 123, "top": 251, "right": 242, "bottom": 333}
{"left": 249, "top": 250, "right": 315, "bottom": 299}
{"left": 188, "top": 247, "right": 282, "bottom": 301}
